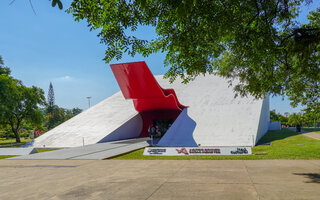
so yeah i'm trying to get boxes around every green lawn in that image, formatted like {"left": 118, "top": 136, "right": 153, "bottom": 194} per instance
{"left": 35, "top": 148, "right": 60, "bottom": 153}
{"left": 0, "top": 155, "right": 15, "bottom": 159}
{"left": 113, "top": 129, "right": 320, "bottom": 160}
{"left": 0, "top": 138, "right": 32, "bottom": 147}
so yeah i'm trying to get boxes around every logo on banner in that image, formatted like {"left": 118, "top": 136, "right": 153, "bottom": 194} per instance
{"left": 147, "top": 148, "right": 166, "bottom": 155}
{"left": 176, "top": 147, "right": 189, "bottom": 155}
{"left": 230, "top": 148, "right": 248, "bottom": 154}
{"left": 176, "top": 147, "right": 221, "bottom": 155}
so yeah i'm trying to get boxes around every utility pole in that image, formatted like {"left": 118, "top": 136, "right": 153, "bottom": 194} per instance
{"left": 86, "top": 97, "right": 91, "bottom": 108}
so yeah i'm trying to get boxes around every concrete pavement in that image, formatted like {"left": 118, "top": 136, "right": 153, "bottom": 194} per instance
{"left": 0, "top": 160, "right": 319, "bottom": 200}
{"left": 303, "top": 132, "right": 320, "bottom": 140}
{"left": 9, "top": 138, "right": 149, "bottom": 160}
{"left": 288, "top": 128, "right": 320, "bottom": 140}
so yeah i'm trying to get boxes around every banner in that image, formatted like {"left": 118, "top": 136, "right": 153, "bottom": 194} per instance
{"left": 143, "top": 146, "right": 251, "bottom": 156}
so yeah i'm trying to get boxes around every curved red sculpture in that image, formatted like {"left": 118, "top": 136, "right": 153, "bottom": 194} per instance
{"left": 110, "top": 61, "right": 186, "bottom": 136}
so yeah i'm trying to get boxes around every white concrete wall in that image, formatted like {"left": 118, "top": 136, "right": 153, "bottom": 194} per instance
{"left": 254, "top": 95, "right": 270, "bottom": 145}
{"left": 157, "top": 108, "right": 197, "bottom": 147}
{"left": 98, "top": 114, "right": 143, "bottom": 143}
{"left": 156, "top": 75, "right": 269, "bottom": 147}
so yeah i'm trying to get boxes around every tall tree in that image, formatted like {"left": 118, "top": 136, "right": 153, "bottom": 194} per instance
{"left": 0, "top": 59, "right": 46, "bottom": 142}
{"left": 67, "top": 0, "right": 319, "bottom": 110}
{"left": 0, "top": 55, "right": 11, "bottom": 76}
{"left": 288, "top": 113, "right": 305, "bottom": 126}
{"left": 47, "top": 82, "right": 55, "bottom": 113}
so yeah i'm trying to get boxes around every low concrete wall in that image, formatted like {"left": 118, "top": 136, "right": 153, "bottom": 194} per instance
{"left": 269, "top": 121, "right": 281, "bottom": 131}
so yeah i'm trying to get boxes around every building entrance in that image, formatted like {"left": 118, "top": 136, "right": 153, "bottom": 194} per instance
{"left": 152, "top": 119, "right": 174, "bottom": 138}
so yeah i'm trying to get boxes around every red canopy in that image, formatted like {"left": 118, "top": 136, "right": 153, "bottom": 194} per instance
{"left": 110, "top": 61, "right": 186, "bottom": 112}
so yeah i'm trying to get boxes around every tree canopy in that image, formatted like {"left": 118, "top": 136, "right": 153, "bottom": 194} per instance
{"left": 67, "top": 0, "right": 319, "bottom": 111}
{"left": 47, "top": 82, "right": 55, "bottom": 113}
{"left": 0, "top": 56, "right": 46, "bottom": 142}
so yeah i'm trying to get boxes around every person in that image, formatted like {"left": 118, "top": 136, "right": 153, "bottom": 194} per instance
{"left": 296, "top": 124, "right": 301, "bottom": 133}
{"left": 148, "top": 124, "right": 156, "bottom": 137}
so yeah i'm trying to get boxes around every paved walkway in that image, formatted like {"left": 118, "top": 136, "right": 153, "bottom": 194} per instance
{"left": 8, "top": 138, "right": 149, "bottom": 160}
{"left": 288, "top": 128, "right": 320, "bottom": 140}
{"left": 0, "top": 160, "right": 319, "bottom": 200}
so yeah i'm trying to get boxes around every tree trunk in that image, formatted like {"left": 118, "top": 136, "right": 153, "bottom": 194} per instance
{"left": 13, "top": 129, "right": 21, "bottom": 143}
{"left": 10, "top": 120, "right": 21, "bottom": 143}
{"left": 12, "top": 129, "right": 21, "bottom": 143}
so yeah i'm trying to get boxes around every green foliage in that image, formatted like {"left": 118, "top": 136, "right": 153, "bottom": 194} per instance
{"left": 113, "top": 129, "right": 320, "bottom": 160}
{"left": 44, "top": 105, "right": 82, "bottom": 131}
{"left": 270, "top": 110, "right": 289, "bottom": 124}
{"left": 301, "top": 109, "right": 320, "bottom": 127}
{"left": 0, "top": 138, "right": 32, "bottom": 145}
{"left": 71, "top": 107, "right": 82, "bottom": 116}
{"left": 270, "top": 110, "right": 279, "bottom": 121}
{"left": 51, "top": 0, "right": 63, "bottom": 10}
{"left": 0, "top": 156, "right": 15, "bottom": 159}
{"left": 44, "top": 81, "right": 83, "bottom": 131}
{"left": 67, "top": 0, "right": 319, "bottom": 110}
{"left": 0, "top": 56, "right": 11, "bottom": 76}
{"left": 0, "top": 57, "right": 46, "bottom": 143}
{"left": 47, "top": 82, "right": 55, "bottom": 113}
{"left": 35, "top": 148, "right": 60, "bottom": 153}
{"left": 288, "top": 113, "right": 304, "bottom": 126}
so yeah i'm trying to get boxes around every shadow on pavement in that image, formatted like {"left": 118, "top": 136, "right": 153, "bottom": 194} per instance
{"left": 293, "top": 173, "right": 320, "bottom": 183}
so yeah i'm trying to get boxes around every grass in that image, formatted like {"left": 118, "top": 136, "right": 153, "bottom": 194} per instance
{"left": 0, "top": 138, "right": 32, "bottom": 147}
{"left": 0, "top": 155, "right": 15, "bottom": 159}
{"left": 113, "top": 129, "right": 320, "bottom": 160}
{"left": 35, "top": 148, "right": 60, "bottom": 153}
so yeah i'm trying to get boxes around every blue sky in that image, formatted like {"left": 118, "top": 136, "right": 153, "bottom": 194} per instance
{"left": 0, "top": 0, "right": 318, "bottom": 114}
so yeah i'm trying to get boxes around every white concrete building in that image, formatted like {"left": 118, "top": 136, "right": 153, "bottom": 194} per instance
{"left": 25, "top": 74, "right": 269, "bottom": 148}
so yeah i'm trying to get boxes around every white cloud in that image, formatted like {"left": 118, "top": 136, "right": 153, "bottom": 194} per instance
{"left": 55, "top": 75, "right": 74, "bottom": 81}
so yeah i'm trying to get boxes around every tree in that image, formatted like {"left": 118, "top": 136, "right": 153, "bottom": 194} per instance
{"left": 0, "top": 56, "right": 11, "bottom": 76}
{"left": 50, "top": 0, "right": 63, "bottom": 9}
{"left": 0, "top": 75, "right": 45, "bottom": 143}
{"left": 270, "top": 110, "right": 279, "bottom": 121}
{"left": 71, "top": 107, "right": 82, "bottom": 116}
{"left": 0, "top": 57, "right": 46, "bottom": 142}
{"left": 67, "top": 0, "right": 319, "bottom": 110}
{"left": 288, "top": 113, "right": 304, "bottom": 126}
{"left": 44, "top": 106, "right": 82, "bottom": 131}
{"left": 47, "top": 82, "right": 55, "bottom": 113}
{"left": 45, "top": 105, "right": 66, "bottom": 130}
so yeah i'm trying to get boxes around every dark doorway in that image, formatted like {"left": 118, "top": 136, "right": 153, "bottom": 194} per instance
{"left": 152, "top": 119, "right": 174, "bottom": 138}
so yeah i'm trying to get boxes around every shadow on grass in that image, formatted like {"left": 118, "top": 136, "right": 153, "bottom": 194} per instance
{"left": 302, "top": 128, "right": 320, "bottom": 132}
{"left": 293, "top": 173, "right": 320, "bottom": 183}
{"left": 257, "top": 129, "right": 301, "bottom": 144}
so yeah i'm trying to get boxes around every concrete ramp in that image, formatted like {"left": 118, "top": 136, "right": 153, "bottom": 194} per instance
{"left": 10, "top": 138, "right": 149, "bottom": 160}
{"left": 0, "top": 148, "right": 37, "bottom": 156}
{"left": 25, "top": 92, "right": 142, "bottom": 148}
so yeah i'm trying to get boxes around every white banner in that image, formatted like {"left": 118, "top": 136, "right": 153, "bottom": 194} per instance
{"left": 143, "top": 146, "right": 252, "bottom": 156}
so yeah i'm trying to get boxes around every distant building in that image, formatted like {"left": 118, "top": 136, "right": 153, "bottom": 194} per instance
{"left": 284, "top": 112, "right": 290, "bottom": 118}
